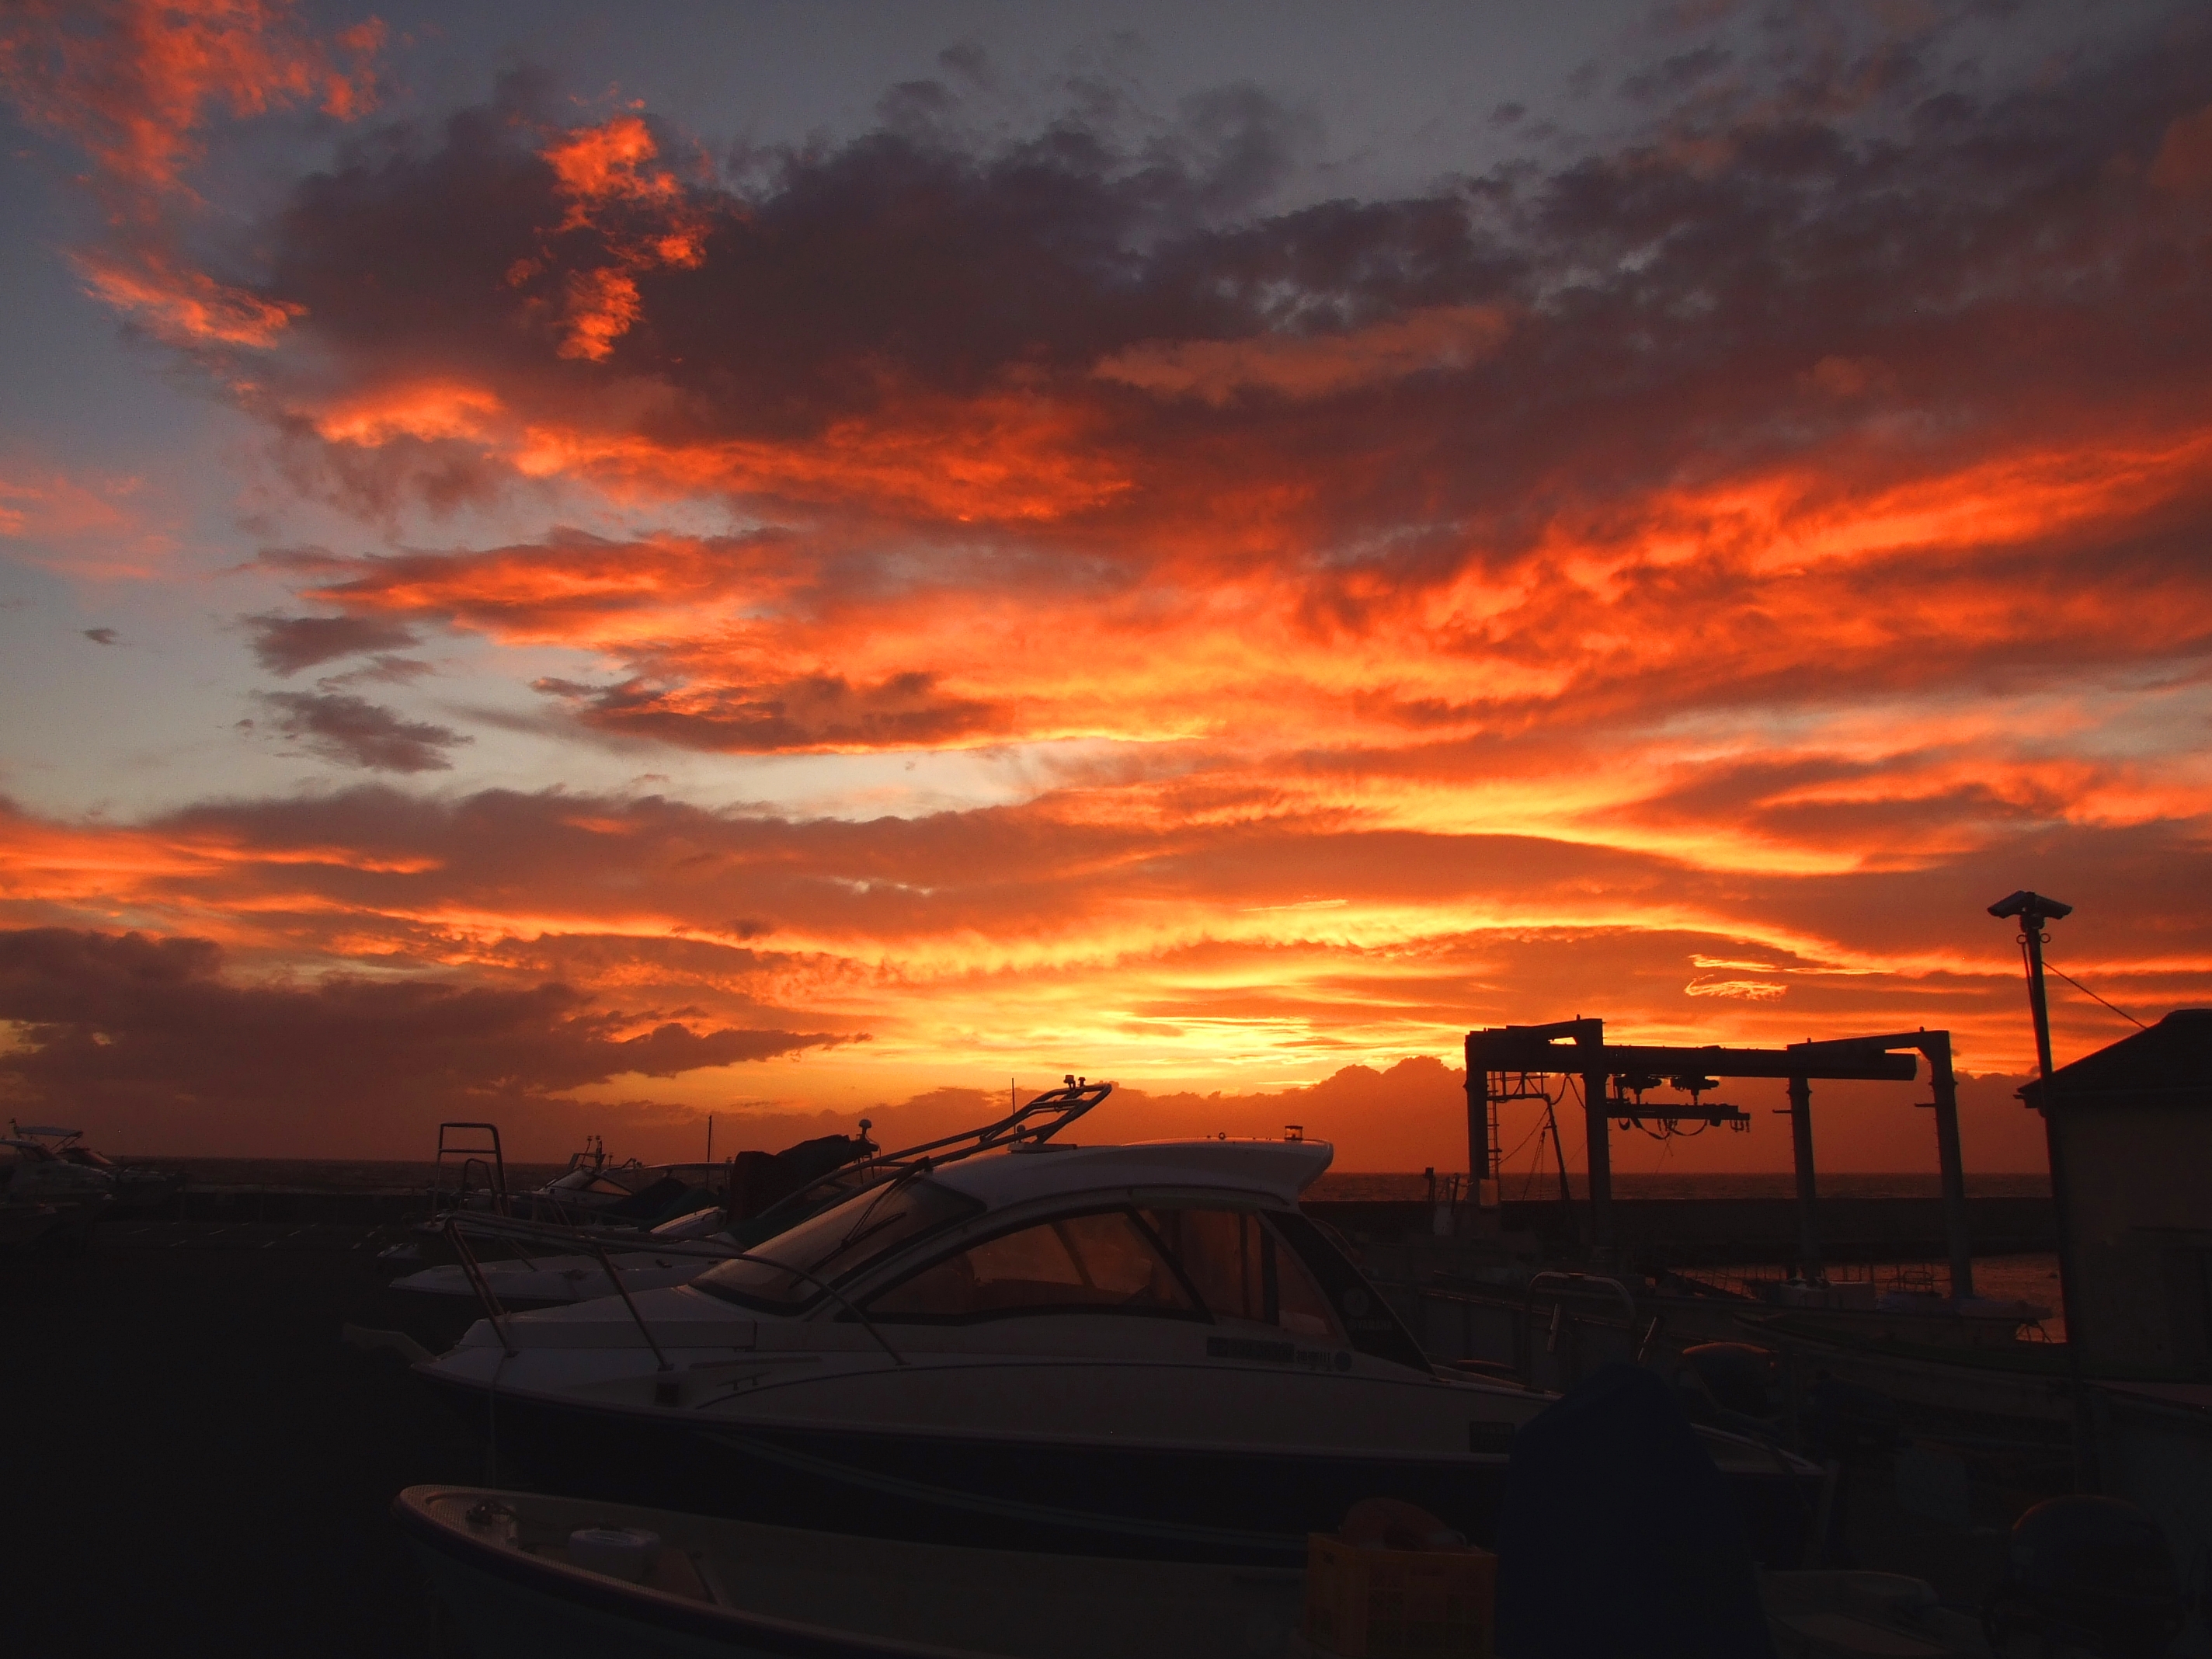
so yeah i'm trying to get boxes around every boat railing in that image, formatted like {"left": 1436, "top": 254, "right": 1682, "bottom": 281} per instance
{"left": 729, "top": 1078, "right": 1115, "bottom": 1244}
{"left": 589, "top": 1243, "right": 676, "bottom": 1381}
{"left": 433, "top": 1122, "right": 509, "bottom": 1218}
{"left": 1513, "top": 1271, "right": 1665, "bottom": 1383}
{"left": 441, "top": 1211, "right": 908, "bottom": 1370}
{"left": 864, "top": 1076, "right": 1112, "bottom": 1169}
{"left": 442, "top": 1217, "right": 518, "bottom": 1355}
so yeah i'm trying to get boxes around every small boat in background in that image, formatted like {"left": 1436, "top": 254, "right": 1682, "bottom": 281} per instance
{"left": 0, "top": 1134, "right": 112, "bottom": 1247}
{"left": 506, "top": 1144, "right": 725, "bottom": 1229}
{"left": 437, "top": 1130, "right": 878, "bottom": 1235}
{"left": 10, "top": 1125, "right": 184, "bottom": 1215}
{"left": 396, "top": 1085, "right": 1100, "bottom": 1307}
{"left": 395, "top": 1483, "right": 1307, "bottom": 1659}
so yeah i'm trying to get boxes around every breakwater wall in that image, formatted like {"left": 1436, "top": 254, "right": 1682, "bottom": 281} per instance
{"left": 165, "top": 1185, "right": 439, "bottom": 1224}
{"left": 1303, "top": 1195, "right": 2055, "bottom": 1264}
{"left": 155, "top": 1184, "right": 2055, "bottom": 1263}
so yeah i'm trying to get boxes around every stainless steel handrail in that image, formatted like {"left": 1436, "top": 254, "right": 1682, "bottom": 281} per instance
{"left": 1518, "top": 1271, "right": 1640, "bottom": 1380}
{"left": 592, "top": 1244, "right": 673, "bottom": 1373}
{"left": 443, "top": 1218, "right": 516, "bottom": 1355}
{"left": 443, "top": 1212, "right": 907, "bottom": 1368}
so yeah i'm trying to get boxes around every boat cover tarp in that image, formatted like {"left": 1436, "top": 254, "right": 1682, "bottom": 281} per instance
{"left": 729, "top": 1132, "right": 874, "bottom": 1221}
{"left": 1495, "top": 1362, "right": 1774, "bottom": 1659}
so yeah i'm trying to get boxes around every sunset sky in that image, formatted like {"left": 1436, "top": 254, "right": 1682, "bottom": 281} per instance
{"left": 1, "top": 0, "right": 2207, "bottom": 1170}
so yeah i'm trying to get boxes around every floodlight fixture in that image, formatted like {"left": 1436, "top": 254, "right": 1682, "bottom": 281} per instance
{"left": 1988, "top": 890, "right": 2072, "bottom": 922}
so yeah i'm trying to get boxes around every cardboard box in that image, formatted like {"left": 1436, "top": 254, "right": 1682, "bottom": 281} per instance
{"left": 1302, "top": 1533, "right": 1497, "bottom": 1658}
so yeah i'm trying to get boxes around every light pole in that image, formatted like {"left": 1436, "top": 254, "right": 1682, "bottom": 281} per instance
{"left": 1988, "top": 889, "right": 2095, "bottom": 1489}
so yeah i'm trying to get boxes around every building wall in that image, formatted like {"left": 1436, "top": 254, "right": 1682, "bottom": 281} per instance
{"left": 2057, "top": 1104, "right": 2212, "bottom": 1378}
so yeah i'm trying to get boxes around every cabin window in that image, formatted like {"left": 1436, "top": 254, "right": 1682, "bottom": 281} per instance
{"left": 1141, "top": 1208, "right": 1344, "bottom": 1342}
{"left": 694, "top": 1175, "right": 983, "bottom": 1312}
{"left": 864, "top": 1209, "right": 1199, "bottom": 1322}
{"left": 1268, "top": 1210, "right": 1431, "bottom": 1372}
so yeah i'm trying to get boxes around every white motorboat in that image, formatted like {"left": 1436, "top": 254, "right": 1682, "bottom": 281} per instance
{"left": 396, "top": 1083, "right": 1106, "bottom": 1308}
{"left": 416, "top": 1127, "right": 1822, "bottom": 1566}
{"left": 500, "top": 1149, "right": 725, "bottom": 1229}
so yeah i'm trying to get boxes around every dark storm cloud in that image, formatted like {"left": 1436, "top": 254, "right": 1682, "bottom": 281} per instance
{"left": 247, "top": 611, "right": 420, "bottom": 674}
{"left": 0, "top": 925, "right": 850, "bottom": 1132}
{"left": 208, "top": 9, "right": 2211, "bottom": 606}
{"left": 229, "top": 71, "right": 1490, "bottom": 453}
{"left": 318, "top": 655, "right": 435, "bottom": 687}
{"left": 255, "top": 690, "right": 468, "bottom": 772}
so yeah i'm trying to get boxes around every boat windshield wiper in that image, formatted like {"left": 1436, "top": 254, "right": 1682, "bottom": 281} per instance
{"left": 833, "top": 1160, "right": 936, "bottom": 1256}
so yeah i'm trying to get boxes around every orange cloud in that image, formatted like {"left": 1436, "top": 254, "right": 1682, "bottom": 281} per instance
{"left": 0, "top": 0, "right": 383, "bottom": 374}
{"left": 544, "top": 114, "right": 688, "bottom": 219}
{"left": 506, "top": 388, "right": 1135, "bottom": 523}
{"left": 314, "top": 382, "right": 505, "bottom": 447}
{"left": 0, "top": 783, "right": 2202, "bottom": 1154}
{"left": 259, "top": 404, "right": 2212, "bottom": 789}
{"left": 2151, "top": 103, "right": 2212, "bottom": 193}
{"left": 0, "top": 461, "right": 178, "bottom": 576}
{"left": 13, "top": 14, "right": 2212, "bottom": 1160}
{"left": 0, "top": 0, "right": 381, "bottom": 200}
{"left": 74, "top": 245, "right": 304, "bottom": 347}
{"left": 534, "top": 115, "right": 707, "bottom": 360}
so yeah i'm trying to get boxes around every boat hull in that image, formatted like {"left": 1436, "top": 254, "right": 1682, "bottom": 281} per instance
{"left": 394, "top": 1483, "right": 1307, "bottom": 1659}
{"left": 394, "top": 1254, "right": 719, "bottom": 1306}
{"left": 410, "top": 1538, "right": 795, "bottom": 1659}
{"left": 1755, "top": 1320, "right": 2075, "bottom": 1427}
{"left": 420, "top": 1372, "right": 1816, "bottom": 1567}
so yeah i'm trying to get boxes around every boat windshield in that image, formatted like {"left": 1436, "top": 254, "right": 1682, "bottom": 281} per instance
{"left": 692, "top": 1175, "right": 982, "bottom": 1312}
